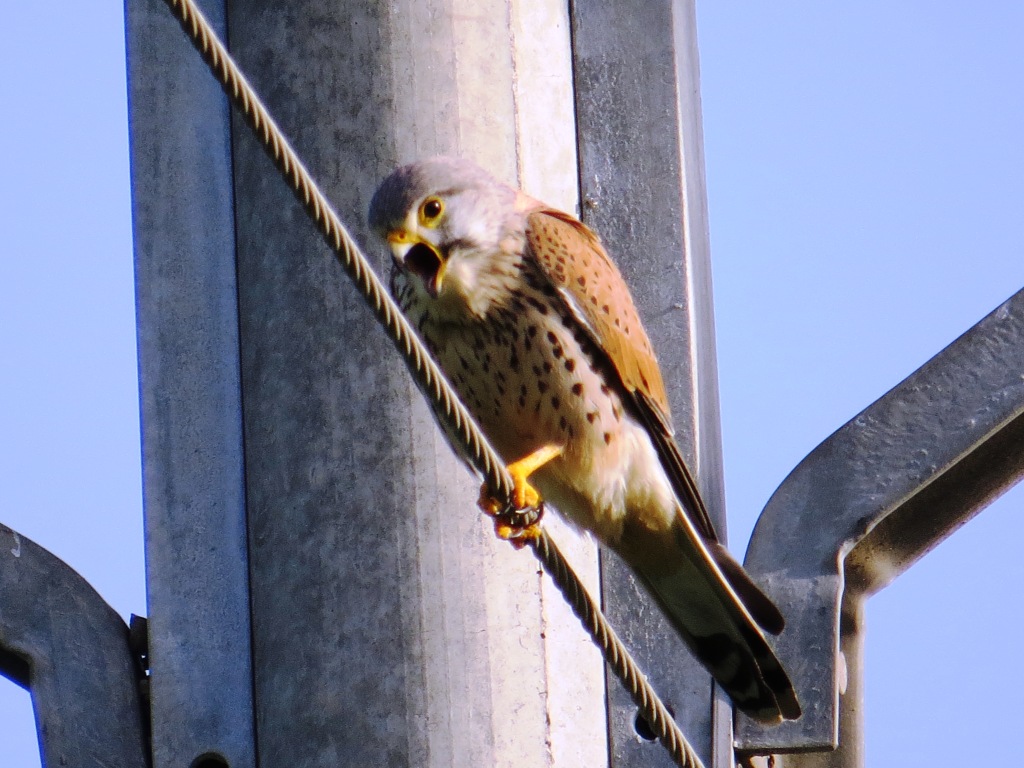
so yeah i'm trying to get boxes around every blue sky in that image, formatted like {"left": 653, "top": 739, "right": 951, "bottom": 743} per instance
{"left": 1, "top": 2, "right": 1021, "bottom": 766}
{"left": 699, "top": 3, "right": 1024, "bottom": 765}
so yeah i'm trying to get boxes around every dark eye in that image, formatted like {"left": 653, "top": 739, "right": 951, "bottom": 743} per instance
{"left": 420, "top": 196, "right": 444, "bottom": 224}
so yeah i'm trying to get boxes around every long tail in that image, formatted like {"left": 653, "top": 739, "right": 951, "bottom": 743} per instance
{"left": 615, "top": 515, "right": 801, "bottom": 724}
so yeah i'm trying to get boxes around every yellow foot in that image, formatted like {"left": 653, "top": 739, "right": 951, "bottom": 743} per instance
{"left": 477, "top": 444, "right": 563, "bottom": 545}
{"left": 477, "top": 443, "right": 563, "bottom": 514}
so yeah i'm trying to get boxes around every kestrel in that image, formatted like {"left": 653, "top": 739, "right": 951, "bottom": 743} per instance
{"left": 369, "top": 157, "right": 800, "bottom": 724}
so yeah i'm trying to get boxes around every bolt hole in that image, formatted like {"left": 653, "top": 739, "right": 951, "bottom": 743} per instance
{"left": 191, "top": 753, "right": 229, "bottom": 768}
{"left": 634, "top": 704, "right": 675, "bottom": 742}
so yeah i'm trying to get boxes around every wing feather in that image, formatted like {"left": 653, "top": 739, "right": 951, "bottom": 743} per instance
{"left": 522, "top": 207, "right": 797, "bottom": 716}
{"left": 522, "top": 208, "right": 718, "bottom": 541}
{"left": 523, "top": 208, "right": 788, "bottom": 636}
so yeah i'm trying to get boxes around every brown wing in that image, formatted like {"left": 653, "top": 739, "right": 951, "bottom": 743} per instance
{"left": 523, "top": 208, "right": 719, "bottom": 541}
{"left": 523, "top": 207, "right": 787, "bottom": 636}
{"left": 524, "top": 208, "right": 667, "bottom": 406}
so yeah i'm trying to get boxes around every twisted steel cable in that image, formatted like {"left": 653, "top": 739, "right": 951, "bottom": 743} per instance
{"left": 528, "top": 533, "right": 699, "bottom": 766}
{"left": 160, "top": 1, "right": 706, "bottom": 766}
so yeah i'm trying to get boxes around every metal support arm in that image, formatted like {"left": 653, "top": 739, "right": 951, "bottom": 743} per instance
{"left": 737, "top": 287, "right": 1024, "bottom": 760}
{"left": 0, "top": 523, "right": 147, "bottom": 768}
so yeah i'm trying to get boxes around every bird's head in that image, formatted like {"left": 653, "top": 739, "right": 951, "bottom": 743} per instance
{"left": 369, "top": 157, "right": 527, "bottom": 317}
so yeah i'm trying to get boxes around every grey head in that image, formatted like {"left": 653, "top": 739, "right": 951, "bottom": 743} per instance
{"left": 368, "top": 156, "right": 512, "bottom": 239}
{"left": 368, "top": 157, "right": 524, "bottom": 315}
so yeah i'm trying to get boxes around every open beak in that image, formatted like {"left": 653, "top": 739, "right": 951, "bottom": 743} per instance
{"left": 387, "top": 229, "right": 446, "bottom": 298}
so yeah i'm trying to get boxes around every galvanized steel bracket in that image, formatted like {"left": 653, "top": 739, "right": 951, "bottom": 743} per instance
{"left": 0, "top": 523, "right": 148, "bottom": 768}
{"left": 736, "top": 287, "right": 1024, "bottom": 754}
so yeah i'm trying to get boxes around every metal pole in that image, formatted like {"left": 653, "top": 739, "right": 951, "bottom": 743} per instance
{"left": 125, "top": 0, "right": 257, "bottom": 765}
{"left": 572, "top": 1, "right": 730, "bottom": 764}
{"left": 125, "top": 0, "right": 726, "bottom": 764}
{"left": 225, "top": 1, "right": 605, "bottom": 765}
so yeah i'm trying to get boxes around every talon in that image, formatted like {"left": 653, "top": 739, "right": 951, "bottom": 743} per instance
{"left": 477, "top": 485, "right": 503, "bottom": 517}
{"left": 494, "top": 504, "right": 545, "bottom": 549}
{"left": 476, "top": 474, "right": 540, "bottom": 516}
